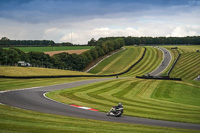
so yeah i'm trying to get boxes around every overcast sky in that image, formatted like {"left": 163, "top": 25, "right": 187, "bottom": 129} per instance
{"left": 0, "top": 0, "right": 200, "bottom": 44}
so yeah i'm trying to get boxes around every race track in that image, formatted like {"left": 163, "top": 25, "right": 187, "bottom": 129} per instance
{"left": 1, "top": 78, "right": 200, "bottom": 130}
{"left": 0, "top": 47, "right": 200, "bottom": 130}
{"left": 149, "top": 47, "right": 172, "bottom": 76}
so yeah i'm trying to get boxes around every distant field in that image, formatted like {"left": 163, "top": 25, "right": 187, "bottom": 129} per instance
{"left": 5, "top": 46, "right": 94, "bottom": 52}
{"left": 47, "top": 78, "right": 200, "bottom": 124}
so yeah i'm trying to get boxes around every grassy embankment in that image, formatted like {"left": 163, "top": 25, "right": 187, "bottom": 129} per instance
{"left": 0, "top": 66, "right": 95, "bottom": 91}
{"left": 88, "top": 46, "right": 143, "bottom": 75}
{"left": 0, "top": 66, "right": 92, "bottom": 77}
{"left": 164, "top": 45, "right": 200, "bottom": 80}
{"left": 5, "top": 46, "right": 94, "bottom": 52}
{"left": 123, "top": 46, "right": 163, "bottom": 77}
{"left": 89, "top": 46, "right": 163, "bottom": 77}
{"left": 47, "top": 78, "right": 200, "bottom": 124}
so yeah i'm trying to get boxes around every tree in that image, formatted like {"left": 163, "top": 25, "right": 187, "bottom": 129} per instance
{"left": 0, "top": 47, "right": 7, "bottom": 65}
{"left": 105, "top": 40, "right": 114, "bottom": 52}
{"left": 9, "top": 47, "right": 29, "bottom": 62}
{"left": 28, "top": 51, "right": 52, "bottom": 67}
{"left": 95, "top": 46, "right": 105, "bottom": 57}
{"left": 115, "top": 38, "right": 125, "bottom": 47}
{"left": 6, "top": 48, "right": 21, "bottom": 65}
{"left": 90, "top": 48, "right": 98, "bottom": 60}
{"left": 88, "top": 38, "right": 97, "bottom": 46}
{"left": 1, "top": 37, "right": 10, "bottom": 41}
{"left": 81, "top": 51, "right": 93, "bottom": 65}
{"left": 96, "top": 40, "right": 104, "bottom": 46}
{"left": 0, "top": 37, "right": 10, "bottom": 45}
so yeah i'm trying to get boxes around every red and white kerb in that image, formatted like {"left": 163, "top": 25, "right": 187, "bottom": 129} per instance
{"left": 70, "top": 104, "right": 99, "bottom": 111}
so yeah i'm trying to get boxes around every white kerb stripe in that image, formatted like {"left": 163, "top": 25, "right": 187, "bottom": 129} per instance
{"left": 79, "top": 107, "right": 91, "bottom": 110}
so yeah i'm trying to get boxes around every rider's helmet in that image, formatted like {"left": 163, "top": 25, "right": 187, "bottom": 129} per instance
{"left": 118, "top": 103, "right": 122, "bottom": 106}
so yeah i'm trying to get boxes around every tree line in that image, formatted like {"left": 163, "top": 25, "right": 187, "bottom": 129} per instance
{"left": 0, "top": 38, "right": 124, "bottom": 71}
{"left": 88, "top": 36, "right": 200, "bottom": 46}
{"left": 0, "top": 37, "right": 75, "bottom": 46}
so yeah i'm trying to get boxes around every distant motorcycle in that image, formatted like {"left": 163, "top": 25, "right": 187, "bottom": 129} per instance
{"left": 106, "top": 106, "right": 124, "bottom": 117}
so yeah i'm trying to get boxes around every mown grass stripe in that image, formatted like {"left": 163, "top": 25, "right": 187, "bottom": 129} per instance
{"left": 48, "top": 78, "right": 200, "bottom": 123}
{"left": 171, "top": 52, "right": 200, "bottom": 80}
{"left": 124, "top": 46, "right": 162, "bottom": 77}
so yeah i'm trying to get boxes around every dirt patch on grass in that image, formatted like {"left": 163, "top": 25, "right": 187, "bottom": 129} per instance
{"left": 45, "top": 49, "right": 89, "bottom": 56}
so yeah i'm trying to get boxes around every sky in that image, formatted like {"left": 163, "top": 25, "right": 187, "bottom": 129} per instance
{"left": 0, "top": 0, "right": 200, "bottom": 44}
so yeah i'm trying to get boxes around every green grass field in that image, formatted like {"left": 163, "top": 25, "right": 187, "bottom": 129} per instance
{"left": 0, "top": 66, "right": 92, "bottom": 77}
{"left": 47, "top": 78, "right": 200, "bottom": 124}
{"left": 122, "top": 46, "right": 163, "bottom": 77}
{"left": 0, "top": 77, "right": 95, "bottom": 91}
{"left": 164, "top": 45, "right": 200, "bottom": 80}
{"left": 88, "top": 46, "right": 143, "bottom": 75}
{"left": 5, "top": 46, "right": 94, "bottom": 52}
{"left": 170, "top": 52, "right": 200, "bottom": 80}
{"left": 164, "top": 45, "right": 200, "bottom": 53}
{"left": 1, "top": 104, "right": 198, "bottom": 133}
{"left": 88, "top": 46, "right": 163, "bottom": 77}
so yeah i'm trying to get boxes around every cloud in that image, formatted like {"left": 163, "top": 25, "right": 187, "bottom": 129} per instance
{"left": 0, "top": 0, "right": 200, "bottom": 44}
{"left": 167, "top": 25, "right": 199, "bottom": 37}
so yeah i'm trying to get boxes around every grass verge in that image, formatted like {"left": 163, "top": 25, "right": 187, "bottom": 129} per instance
{"left": 0, "top": 66, "right": 92, "bottom": 77}
{"left": 0, "top": 104, "right": 199, "bottom": 133}
{"left": 0, "top": 77, "right": 95, "bottom": 91}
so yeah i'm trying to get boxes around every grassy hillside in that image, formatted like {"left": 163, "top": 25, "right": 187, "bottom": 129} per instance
{"left": 0, "top": 77, "right": 94, "bottom": 91}
{"left": 123, "top": 46, "right": 163, "bottom": 77}
{"left": 47, "top": 78, "right": 200, "bottom": 124}
{"left": 88, "top": 46, "right": 163, "bottom": 77}
{"left": 170, "top": 52, "right": 200, "bottom": 80}
{"left": 5, "top": 46, "right": 94, "bottom": 52}
{"left": 164, "top": 45, "right": 200, "bottom": 80}
{"left": 0, "top": 66, "right": 92, "bottom": 76}
{"left": 88, "top": 46, "right": 143, "bottom": 74}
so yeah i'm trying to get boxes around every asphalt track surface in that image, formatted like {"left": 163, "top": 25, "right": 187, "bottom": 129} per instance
{"left": 1, "top": 47, "right": 200, "bottom": 130}
{"left": 149, "top": 47, "right": 172, "bottom": 76}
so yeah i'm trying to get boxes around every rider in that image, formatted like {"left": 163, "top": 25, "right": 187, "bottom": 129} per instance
{"left": 113, "top": 103, "right": 123, "bottom": 113}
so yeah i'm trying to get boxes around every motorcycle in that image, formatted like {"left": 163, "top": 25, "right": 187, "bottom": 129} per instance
{"left": 106, "top": 106, "right": 124, "bottom": 117}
